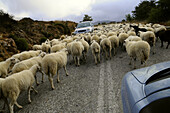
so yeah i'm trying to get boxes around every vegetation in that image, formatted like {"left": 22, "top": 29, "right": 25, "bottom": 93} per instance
{"left": 15, "top": 38, "right": 29, "bottom": 51}
{"left": 40, "top": 37, "right": 47, "bottom": 44}
{"left": 83, "top": 14, "right": 93, "bottom": 21}
{"left": 125, "top": 0, "right": 170, "bottom": 23}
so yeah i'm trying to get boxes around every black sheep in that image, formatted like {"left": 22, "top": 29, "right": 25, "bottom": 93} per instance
{"left": 157, "top": 30, "right": 170, "bottom": 49}
{"left": 130, "top": 25, "right": 147, "bottom": 36}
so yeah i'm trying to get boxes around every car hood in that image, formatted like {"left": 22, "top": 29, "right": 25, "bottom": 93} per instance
{"left": 131, "top": 61, "right": 170, "bottom": 84}
{"left": 75, "top": 26, "right": 91, "bottom": 31}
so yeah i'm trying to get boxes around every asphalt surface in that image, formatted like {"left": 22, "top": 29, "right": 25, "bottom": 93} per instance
{"left": 0, "top": 40, "right": 170, "bottom": 113}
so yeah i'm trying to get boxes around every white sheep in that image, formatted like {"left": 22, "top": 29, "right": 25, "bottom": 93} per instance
{"left": 50, "top": 39, "right": 61, "bottom": 46}
{"left": 15, "top": 50, "right": 41, "bottom": 61}
{"left": 108, "top": 35, "right": 119, "bottom": 56}
{"left": 1, "top": 64, "right": 40, "bottom": 113}
{"left": 91, "top": 40, "right": 101, "bottom": 64}
{"left": 70, "top": 41, "right": 84, "bottom": 66}
{"left": 107, "top": 32, "right": 117, "bottom": 37}
{"left": 125, "top": 36, "right": 142, "bottom": 42}
{"left": 42, "top": 43, "right": 51, "bottom": 53}
{"left": 0, "top": 58, "right": 17, "bottom": 78}
{"left": 32, "top": 45, "right": 42, "bottom": 51}
{"left": 125, "top": 40, "right": 150, "bottom": 69}
{"left": 11, "top": 52, "right": 46, "bottom": 85}
{"left": 42, "top": 49, "right": 69, "bottom": 90}
{"left": 118, "top": 33, "right": 129, "bottom": 48}
{"left": 84, "top": 34, "right": 91, "bottom": 44}
{"left": 100, "top": 38, "right": 112, "bottom": 60}
{"left": 139, "top": 31, "right": 156, "bottom": 54}
{"left": 127, "top": 31, "right": 136, "bottom": 36}
{"left": 79, "top": 38, "right": 89, "bottom": 62}
{"left": 91, "top": 35, "right": 101, "bottom": 44}
{"left": 50, "top": 43, "right": 66, "bottom": 53}
{"left": 0, "top": 78, "right": 6, "bottom": 112}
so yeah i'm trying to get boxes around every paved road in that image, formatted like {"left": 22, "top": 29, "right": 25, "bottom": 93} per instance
{"left": 1, "top": 40, "right": 170, "bottom": 113}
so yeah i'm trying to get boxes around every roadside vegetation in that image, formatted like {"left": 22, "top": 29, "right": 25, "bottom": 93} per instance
{"left": 125, "top": 0, "right": 170, "bottom": 25}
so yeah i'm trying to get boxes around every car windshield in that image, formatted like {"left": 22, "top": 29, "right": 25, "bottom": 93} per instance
{"left": 77, "top": 22, "right": 91, "bottom": 28}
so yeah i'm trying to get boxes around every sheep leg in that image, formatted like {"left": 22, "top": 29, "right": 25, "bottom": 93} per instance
{"left": 73, "top": 56, "right": 77, "bottom": 66}
{"left": 114, "top": 48, "right": 116, "bottom": 56}
{"left": 40, "top": 70, "right": 45, "bottom": 83}
{"left": 153, "top": 45, "right": 155, "bottom": 54}
{"left": 9, "top": 102, "right": 14, "bottom": 113}
{"left": 2, "top": 97, "right": 8, "bottom": 112}
{"left": 10, "top": 91, "right": 22, "bottom": 109}
{"left": 109, "top": 48, "right": 112, "bottom": 59}
{"left": 104, "top": 49, "right": 108, "bottom": 60}
{"left": 133, "top": 58, "right": 136, "bottom": 69}
{"left": 77, "top": 57, "right": 80, "bottom": 66}
{"left": 31, "top": 86, "right": 38, "bottom": 94}
{"left": 48, "top": 75, "right": 55, "bottom": 90}
{"left": 57, "top": 70, "right": 60, "bottom": 83}
{"left": 28, "top": 86, "right": 32, "bottom": 103}
{"left": 64, "top": 66, "right": 69, "bottom": 76}
{"left": 34, "top": 75, "right": 40, "bottom": 86}
{"left": 98, "top": 53, "right": 100, "bottom": 63}
{"left": 166, "top": 42, "right": 169, "bottom": 49}
{"left": 129, "top": 57, "right": 132, "bottom": 65}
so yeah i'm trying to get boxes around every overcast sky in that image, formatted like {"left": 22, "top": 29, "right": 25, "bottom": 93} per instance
{"left": 0, "top": 0, "right": 141, "bottom": 22}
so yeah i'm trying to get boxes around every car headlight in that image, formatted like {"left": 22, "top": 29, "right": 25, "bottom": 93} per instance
{"left": 86, "top": 28, "right": 90, "bottom": 32}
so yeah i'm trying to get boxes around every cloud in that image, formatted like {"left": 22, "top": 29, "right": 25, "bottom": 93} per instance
{"left": 0, "top": 0, "right": 95, "bottom": 20}
{"left": 0, "top": 0, "right": 141, "bottom": 22}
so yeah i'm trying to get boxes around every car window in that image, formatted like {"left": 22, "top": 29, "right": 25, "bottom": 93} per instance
{"left": 77, "top": 22, "right": 91, "bottom": 28}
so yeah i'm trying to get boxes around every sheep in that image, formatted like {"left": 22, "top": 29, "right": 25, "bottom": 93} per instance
{"left": 91, "top": 35, "right": 101, "bottom": 44}
{"left": 100, "top": 35, "right": 107, "bottom": 39}
{"left": 11, "top": 52, "right": 46, "bottom": 84}
{"left": 32, "top": 45, "right": 42, "bottom": 51}
{"left": 84, "top": 34, "right": 91, "bottom": 44}
{"left": 78, "top": 38, "right": 89, "bottom": 62}
{"left": 118, "top": 33, "right": 129, "bottom": 48}
{"left": 0, "top": 78, "right": 7, "bottom": 112}
{"left": 50, "top": 39, "right": 60, "bottom": 46}
{"left": 66, "top": 42, "right": 73, "bottom": 63}
{"left": 125, "top": 36, "right": 142, "bottom": 42}
{"left": 157, "top": 30, "right": 170, "bottom": 49}
{"left": 1, "top": 64, "right": 40, "bottom": 113}
{"left": 42, "top": 49, "right": 69, "bottom": 90}
{"left": 91, "top": 40, "right": 101, "bottom": 64}
{"left": 42, "top": 43, "right": 51, "bottom": 53}
{"left": 0, "top": 58, "right": 17, "bottom": 78}
{"left": 50, "top": 43, "right": 66, "bottom": 53}
{"left": 70, "top": 41, "right": 84, "bottom": 66}
{"left": 124, "top": 40, "right": 150, "bottom": 69}
{"left": 100, "top": 38, "right": 112, "bottom": 60}
{"left": 130, "top": 25, "right": 147, "bottom": 35}
{"left": 139, "top": 31, "right": 156, "bottom": 54}
{"left": 127, "top": 31, "right": 136, "bottom": 36}
{"left": 108, "top": 35, "right": 119, "bottom": 56}
{"left": 107, "top": 32, "right": 117, "bottom": 37}
{"left": 154, "top": 26, "right": 167, "bottom": 40}
{"left": 60, "top": 35, "right": 66, "bottom": 40}
{"left": 16, "top": 50, "right": 41, "bottom": 61}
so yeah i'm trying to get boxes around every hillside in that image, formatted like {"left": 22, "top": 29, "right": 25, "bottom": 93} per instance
{"left": 0, "top": 13, "right": 77, "bottom": 61}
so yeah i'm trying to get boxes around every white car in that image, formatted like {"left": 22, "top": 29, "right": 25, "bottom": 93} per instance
{"left": 73, "top": 21, "right": 94, "bottom": 35}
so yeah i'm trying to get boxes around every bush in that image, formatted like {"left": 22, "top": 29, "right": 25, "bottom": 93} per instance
{"left": 40, "top": 37, "right": 47, "bottom": 43}
{"left": 15, "top": 38, "right": 29, "bottom": 51}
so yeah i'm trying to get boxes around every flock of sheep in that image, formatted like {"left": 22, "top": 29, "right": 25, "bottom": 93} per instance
{"left": 0, "top": 22, "right": 169, "bottom": 113}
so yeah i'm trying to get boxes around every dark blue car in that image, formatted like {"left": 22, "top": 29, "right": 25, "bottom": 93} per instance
{"left": 121, "top": 61, "right": 170, "bottom": 113}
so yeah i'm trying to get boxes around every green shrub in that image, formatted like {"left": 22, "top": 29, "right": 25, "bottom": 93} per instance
{"left": 15, "top": 38, "right": 28, "bottom": 51}
{"left": 40, "top": 37, "right": 47, "bottom": 43}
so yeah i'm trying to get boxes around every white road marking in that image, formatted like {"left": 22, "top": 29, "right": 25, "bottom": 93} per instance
{"left": 97, "top": 63, "right": 105, "bottom": 113}
{"left": 107, "top": 61, "right": 115, "bottom": 112}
